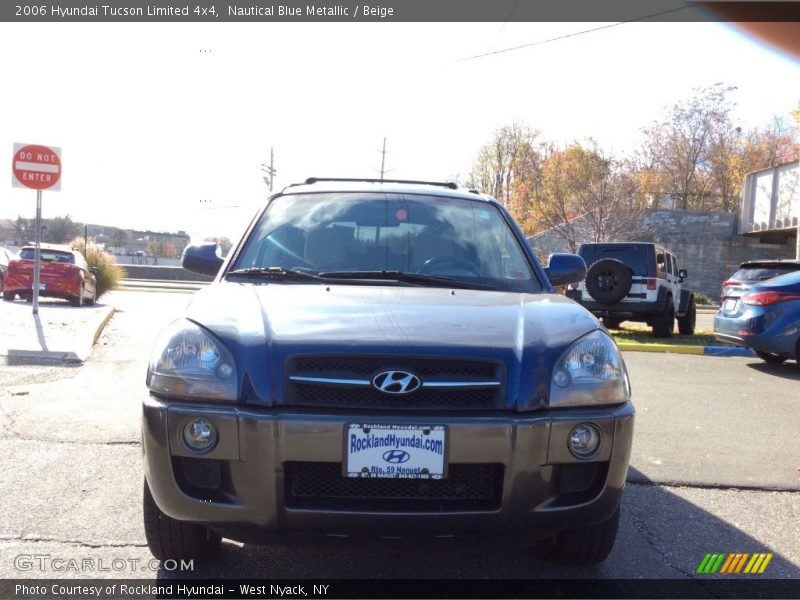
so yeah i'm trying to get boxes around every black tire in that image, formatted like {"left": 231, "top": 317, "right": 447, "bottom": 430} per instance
{"left": 755, "top": 350, "right": 786, "bottom": 364}
{"left": 652, "top": 299, "right": 674, "bottom": 338}
{"left": 2, "top": 291, "right": 14, "bottom": 302}
{"left": 585, "top": 259, "right": 632, "bottom": 305}
{"left": 796, "top": 340, "right": 800, "bottom": 373}
{"left": 677, "top": 296, "right": 696, "bottom": 335}
{"left": 533, "top": 508, "right": 620, "bottom": 565}
{"left": 86, "top": 286, "right": 96, "bottom": 306}
{"left": 602, "top": 316, "right": 622, "bottom": 329}
{"left": 70, "top": 284, "right": 84, "bottom": 307}
{"left": 143, "top": 480, "right": 222, "bottom": 561}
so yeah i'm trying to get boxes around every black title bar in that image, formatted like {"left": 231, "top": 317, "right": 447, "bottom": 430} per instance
{"left": 3, "top": 1, "right": 800, "bottom": 22}
{"left": 4, "top": 579, "right": 800, "bottom": 600}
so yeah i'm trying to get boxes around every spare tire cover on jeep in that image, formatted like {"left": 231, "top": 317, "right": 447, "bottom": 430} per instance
{"left": 585, "top": 258, "right": 633, "bottom": 304}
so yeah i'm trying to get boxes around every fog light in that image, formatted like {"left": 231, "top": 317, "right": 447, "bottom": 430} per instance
{"left": 182, "top": 417, "right": 218, "bottom": 453}
{"left": 568, "top": 423, "right": 601, "bottom": 459}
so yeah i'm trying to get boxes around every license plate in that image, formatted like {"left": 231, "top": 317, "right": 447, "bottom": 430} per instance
{"left": 344, "top": 423, "right": 447, "bottom": 479}
{"left": 723, "top": 298, "right": 739, "bottom": 312}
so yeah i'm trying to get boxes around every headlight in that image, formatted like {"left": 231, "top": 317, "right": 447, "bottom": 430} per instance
{"left": 550, "top": 330, "right": 630, "bottom": 407}
{"left": 147, "top": 319, "right": 237, "bottom": 401}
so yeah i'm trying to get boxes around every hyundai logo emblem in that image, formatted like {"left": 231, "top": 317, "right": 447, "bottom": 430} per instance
{"left": 382, "top": 450, "right": 410, "bottom": 464}
{"left": 372, "top": 370, "right": 421, "bottom": 394}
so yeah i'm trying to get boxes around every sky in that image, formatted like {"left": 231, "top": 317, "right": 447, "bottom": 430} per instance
{"left": 1, "top": 19, "right": 798, "bottom": 243}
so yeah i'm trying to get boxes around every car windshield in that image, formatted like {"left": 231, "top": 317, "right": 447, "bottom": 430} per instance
{"left": 732, "top": 266, "right": 800, "bottom": 282}
{"left": 231, "top": 192, "right": 541, "bottom": 293}
{"left": 19, "top": 248, "right": 75, "bottom": 263}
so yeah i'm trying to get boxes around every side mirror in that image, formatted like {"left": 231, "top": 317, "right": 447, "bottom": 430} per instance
{"left": 545, "top": 253, "right": 586, "bottom": 287}
{"left": 90, "top": 266, "right": 99, "bottom": 275}
{"left": 182, "top": 242, "right": 223, "bottom": 277}
{"left": 678, "top": 269, "right": 688, "bottom": 280}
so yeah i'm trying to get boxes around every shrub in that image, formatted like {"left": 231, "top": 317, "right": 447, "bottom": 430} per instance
{"left": 69, "top": 237, "right": 124, "bottom": 299}
{"left": 693, "top": 292, "right": 717, "bottom": 306}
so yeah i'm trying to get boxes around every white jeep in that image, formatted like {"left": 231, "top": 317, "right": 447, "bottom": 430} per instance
{"left": 566, "top": 242, "right": 696, "bottom": 338}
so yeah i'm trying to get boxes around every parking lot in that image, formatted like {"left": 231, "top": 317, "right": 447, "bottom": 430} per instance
{"left": 0, "top": 288, "right": 798, "bottom": 584}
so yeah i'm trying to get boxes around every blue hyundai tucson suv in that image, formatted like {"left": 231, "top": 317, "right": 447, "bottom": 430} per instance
{"left": 142, "top": 178, "right": 634, "bottom": 565}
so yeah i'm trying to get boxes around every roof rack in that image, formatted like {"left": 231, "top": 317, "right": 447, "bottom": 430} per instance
{"left": 301, "top": 177, "right": 459, "bottom": 190}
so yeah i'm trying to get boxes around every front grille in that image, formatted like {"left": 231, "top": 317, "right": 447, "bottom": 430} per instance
{"left": 285, "top": 462, "right": 504, "bottom": 512}
{"left": 285, "top": 355, "right": 505, "bottom": 410}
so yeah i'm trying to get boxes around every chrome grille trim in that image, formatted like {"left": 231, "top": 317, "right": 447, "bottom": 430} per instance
{"left": 289, "top": 376, "right": 502, "bottom": 389}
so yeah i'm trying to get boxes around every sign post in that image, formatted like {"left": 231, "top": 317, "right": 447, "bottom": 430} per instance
{"left": 11, "top": 143, "right": 62, "bottom": 315}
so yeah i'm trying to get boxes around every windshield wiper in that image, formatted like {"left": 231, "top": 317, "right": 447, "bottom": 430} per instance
{"left": 316, "top": 270, "right": 498, "bottom": 291}
{"left": 225, "top": 267, "right": 324, "bottom": 281}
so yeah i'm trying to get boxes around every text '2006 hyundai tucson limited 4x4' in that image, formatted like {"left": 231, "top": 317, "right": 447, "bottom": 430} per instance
{"left": 143, "top": 178, "right": 634, "bottom": 565}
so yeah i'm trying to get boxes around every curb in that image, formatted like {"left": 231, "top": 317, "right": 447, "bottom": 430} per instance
{"left": 0, "top": 305, "right": 116, "bottom": 364}
{"left": 617, "top": 342, "right": 755, "bottom": 357}
{"left": 91, "top": 306, "right": 116, "bottom": 347}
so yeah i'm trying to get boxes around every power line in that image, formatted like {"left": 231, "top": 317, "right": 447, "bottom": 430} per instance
{"left": 456, "top": 4, "right": 692, "bottom": 63}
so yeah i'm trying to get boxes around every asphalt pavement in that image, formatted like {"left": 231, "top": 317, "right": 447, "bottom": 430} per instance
{"left": 0, "top": 288, "right": 797, "bottom": 583}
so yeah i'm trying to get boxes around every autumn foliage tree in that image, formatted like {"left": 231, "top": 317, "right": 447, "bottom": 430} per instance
{"left": 533, "top": 143, "right": 648, "bottom": 251}
{"left": 635, "top": 84, "right": 799, "bottom": 211}
{"left": 469, "top": 86, "right": 798, "bottom": 249}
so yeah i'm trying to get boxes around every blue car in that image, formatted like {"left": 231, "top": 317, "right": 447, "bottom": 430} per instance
{"left": 141, "top": 178, "right": 634, "bottom": 565}
{"left": 714, "top": 269, "right": 800, "bottom": 367}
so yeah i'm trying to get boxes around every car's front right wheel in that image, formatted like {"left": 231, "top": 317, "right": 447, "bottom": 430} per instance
{"left": 533, "top": 507, "right": 620, "bottom": 565}
{"left": 143, "top": 480, "right": 222, "bottom": 560}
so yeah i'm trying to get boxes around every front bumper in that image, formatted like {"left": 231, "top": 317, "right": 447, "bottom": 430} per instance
{"left": 143, "top": 395, "right": 634, "bottom": 542}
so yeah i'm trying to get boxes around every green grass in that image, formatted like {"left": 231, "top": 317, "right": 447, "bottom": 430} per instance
{"left": 607, "top": 323, "right": 718, "bottom": 347}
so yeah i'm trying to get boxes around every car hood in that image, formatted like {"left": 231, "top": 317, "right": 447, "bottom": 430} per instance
{"left": 183, "top": 282, "right": 602, "bottom": 409}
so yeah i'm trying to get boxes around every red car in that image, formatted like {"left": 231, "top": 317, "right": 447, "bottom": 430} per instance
{"left": 3, "top": 243, "right": 98, "bottom": 306}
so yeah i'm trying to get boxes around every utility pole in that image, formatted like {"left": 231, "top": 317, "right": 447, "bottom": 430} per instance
{"left": 379, "top": 137, "right": 388, "bottom": 180}
{"left": 261, "top": 147, "right": 277, "bottom": 192}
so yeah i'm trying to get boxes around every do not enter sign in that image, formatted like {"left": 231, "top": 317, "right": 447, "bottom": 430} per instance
{"left": 12, "top": 143, "right": 62, "bottom": 191}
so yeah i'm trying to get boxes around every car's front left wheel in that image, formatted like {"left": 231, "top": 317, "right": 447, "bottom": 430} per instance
{"left": 143, "top": 480, "right": 222, "bottom": 560}
{"left": 755, "top": 350, "right": 786, "bottom": 364}
{"left": 533, "top": 507, "right": 620, "bottom": 565}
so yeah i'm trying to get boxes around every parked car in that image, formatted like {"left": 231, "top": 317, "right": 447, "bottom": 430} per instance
{"left": 0, "top": 247, "right": 14, "bottom": 291}
{"left": 714, "top": 269, "right": 800, "bottom": 367}
{"left": 142, "top": 178, "right": 634, "bottom": 565}
{"left": 566, "top": 242, "right": 696, "bottom": 338}
{"left": 2, "top": 243, "right": 97, "bottom": 306}
{"left": 720, "top": 259, "right": 800, "bottom": 303}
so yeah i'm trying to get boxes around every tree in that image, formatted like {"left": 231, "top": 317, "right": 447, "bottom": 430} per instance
{"left": 467, "top": 123, "right": 542, "bottom": 230}
{"left": 638, "top": 83, "right": 736, "bottom": 210}
{"left": 204, "top": 236, "right": 233, "bottom": 256}
{"left": 110, "top": 229, "right": 129, "bottom": 252}
{"left": 146, "top": 239, "right": 177, "bottom": 264}
{"left": 42, "top": 215, "right": 82, "bottom": 244}
{"left": 12, "top": 216, "right": 35, "bottom": 244}
{"left": 532, "top": 143, "right": 647, "bottom": 252}
{"left": 635, "top": 85, "right": 799, "bottom": 212}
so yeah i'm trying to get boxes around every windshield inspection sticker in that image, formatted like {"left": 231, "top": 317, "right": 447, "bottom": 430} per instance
{"left": 345, "top": 423, "right": 446, "bottom": 479}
